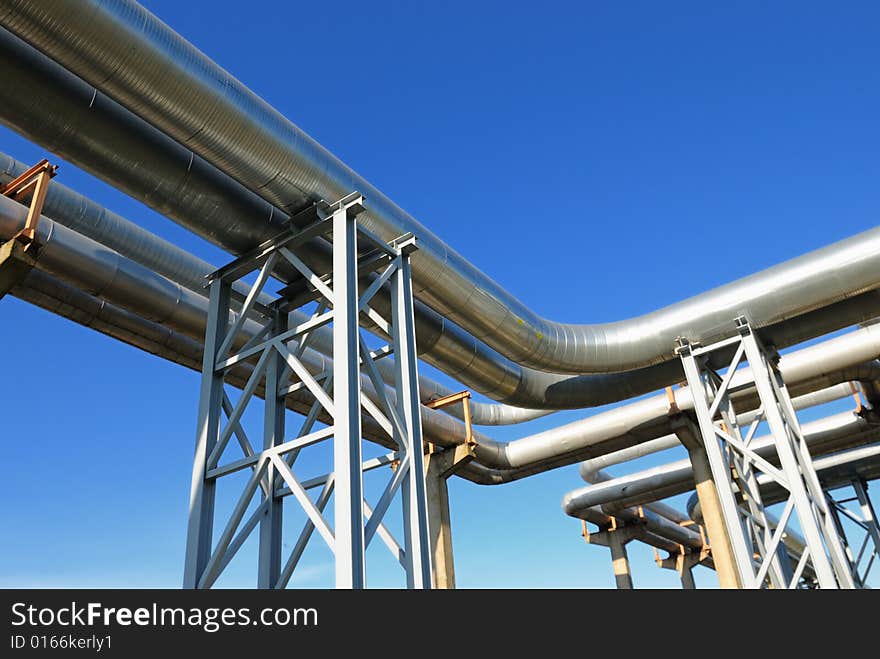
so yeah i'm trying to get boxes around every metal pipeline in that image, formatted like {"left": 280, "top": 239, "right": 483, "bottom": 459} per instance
{"left": 561, "top": 412, "right": 880, "bottom": 517}
{"left": 10, "top": 267, "right": 479, "bottom": 453}
{"left": 5, "top": 1, "right": 880, "bottom": 377}
{"left": 577, "top": 505, "right": 690, "bottom": 556}
{"left": 7, "top": 208, "right": 877, "bottom": 488}
{"left": 6, "top": 179, "right": 880, "bottom": 485}
{"left": 686, "top": 443, "right": 880, "bottom": 518}
{"left": 0, "top": 27, "right": 532, "bottom": 406}
{"left": 2, "top": 29, "right": 880, "bottom": 411}
{"left": 0, "top": 189, "right": 552, "bottom": 426}
{"left": 577, "top": 382, "right": 858, "bottom": 481}
{"left": 6, "top": 172, "right": 880, "bottom": 491}
{"left": 458, "top": 347, "right": 880, "bottom": 484}
{"left": 461, "top": 331, "right": 880, "bottom": 475}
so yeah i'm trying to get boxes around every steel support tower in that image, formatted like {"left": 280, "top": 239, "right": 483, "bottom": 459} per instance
{"left": 676, "top": 317, "right": 856, "bottom": 588}
{"left": 826, "top": 478, "right": 880, "bottom": 587}
{"left": 183, "top": 192, "right": 432, "bottom": 589}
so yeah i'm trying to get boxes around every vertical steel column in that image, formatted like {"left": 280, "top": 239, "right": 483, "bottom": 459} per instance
{"left": 423, "top": 442, "right": 473, "bottom": 589}
{"left": 258, "top": 309, "right": 286, "bottom": 589}
{"left": 739, "top": 326, "right": 853, "bottom": 588}
{"left": 685, "top": 444, "right": 743, "bottom": 588}
{"left": 713, "top": 370, "right": 789, "bottom": 589}
{"left": 655, "top": 548, "right": 705, "bottom": 589}
{"left": 425, "top": 452, "right": 456, "bottom": 589}
{"left": 679, "top": 343, "right": 754, "bottom": 588}
{"left": 680, "top": 565, "right": 696, "bottom": 590}
{"left": 391, "top": 243, "right": 432, "bottom": 589}
{"left": 183, "top": 279, "right": 230, "bottom": 588}
{"left": 332, "top": 205, "right": 365, "bottom": 589}
{"left": 608, "top": 532, "right": 634, "bottom": 589}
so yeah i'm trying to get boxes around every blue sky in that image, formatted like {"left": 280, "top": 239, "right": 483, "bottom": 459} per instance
{"left": 1, "top": 1, "right": 879, "bottom": 588}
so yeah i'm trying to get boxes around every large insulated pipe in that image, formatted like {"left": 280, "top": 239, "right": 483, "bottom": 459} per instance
{"left": 463, "top": 330, "right": 880, "bottom": 474}
{"left": 577, "top": 383, "right": 857, "bottom": 480}
{"left": 6, "top": 1, "right": 880, "bottom": 375}
{"left": 4, "top": 180, "right": 880, "bottom": 482}
{"left": 10, "top": 268, "right": 480, "bottom": 454}
{"left": 443, "top": 349, "right": 880, "bottom": 485}
{"left": 6, "top": 217, "right": 880, "bottom": 490}
{"left": 9, "top": 269, "right": 402, "bottom": 449}
{"left": 561, "top": 412, "right": 880, "bottom": 517}
{"left": 0, "top": 191, "right": 550, "bottom": 427}
{"left": 0, "top": 27, "right": 537, "bottom": 406}
{"left": 0, "top": 153, "right": 550, "bottom": 427}
{"left": 2, "top": 30, "right": 880, "bottom": 410}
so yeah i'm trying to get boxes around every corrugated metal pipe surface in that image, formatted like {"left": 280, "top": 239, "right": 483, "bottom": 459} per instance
{"left": 3, "top": 1, "right": 880, "bottom": 377}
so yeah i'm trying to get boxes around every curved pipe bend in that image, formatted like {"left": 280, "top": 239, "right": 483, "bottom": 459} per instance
{"left": 2, "top": 28, "right": 880, "bottom": 410}
{"left": 7, "top": 185, "right": 878, "bottom": 480}
{"left": 11, "top": 228, "right": 880, "bottom": 490}
{"left": 5, "top": 1, "right": 880, "bottom": 376}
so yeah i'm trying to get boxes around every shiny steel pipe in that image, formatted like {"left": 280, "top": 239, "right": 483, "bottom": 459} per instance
{"left": 6, "top": 1, "right": 880, "bottom": 375}
{"left": 3, "top": 167, "right": 880, "bottom": 483}
{"left": 0, "top": 188, "right": 545, "bottom": 426}
{"left": 7, "top": 218, "right": 874, "bottom": 488}
{"left": 0, "top": 29, "right": 668, "bottom": 409}
{"left": 561, "top": 412, "right": 880, "bottom": 517}
{"left": 463, "top": 330, "right": 880, "bottom": 473}
{"left": 686, "top": 443, "right": 880, "bottom": 515}
{"left": 577, "top": 382, "right": 857, "bottom": 481}
{"left": 9, "top": 268, "right": 478, "bottom": 452}
{"left": 429, "top": 338, "right": 880, "bottom": 484}
{"left": 3, "top": 29, "right": 880, "bottom": 409}
{"left": 0, "top": 27, "right": 533, "bottom": 406}
{"left": 8, "top": 184, "right": 874, "bottom": 481}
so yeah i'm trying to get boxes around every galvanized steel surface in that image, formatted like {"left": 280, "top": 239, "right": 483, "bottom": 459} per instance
{"left": 4, "top": 1, "right": 880, "bottom": 379}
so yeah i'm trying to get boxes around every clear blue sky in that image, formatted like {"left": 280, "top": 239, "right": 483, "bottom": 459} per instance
{"left": 1, "top": 1, "right": 879, "bottom": 588}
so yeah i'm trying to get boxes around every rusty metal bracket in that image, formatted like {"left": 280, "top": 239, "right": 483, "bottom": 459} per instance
{"left": 850, "top": 381, "right": 867, "bottom": 415}
{"left": 424, "top": 440, "right": 475, "bottom": 479}
{"left": 424, "top": 390, "right": 476, "bottom": 451}
{"left": 1, "top": 158, "right": 58, "bottom": 247}
{"left": 665, "top": 386, "right": 680, "bottom": 415}
{"left": 0, "top": 159, "right": 58, "bottom": 300}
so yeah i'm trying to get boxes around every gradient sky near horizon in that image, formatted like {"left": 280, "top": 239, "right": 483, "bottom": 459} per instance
{"left": 1, "top": 1, "right": 879, "bottom": 589}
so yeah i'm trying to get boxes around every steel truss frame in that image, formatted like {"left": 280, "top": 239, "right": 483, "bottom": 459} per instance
{"left": 826, "top": 478, "right": 880, "bottom": 587}
{"left": 183, "top": 192, "right": 432, "bottom": 589}
{"left": 676, "top": 316, "right": 856, "bottom": 589}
